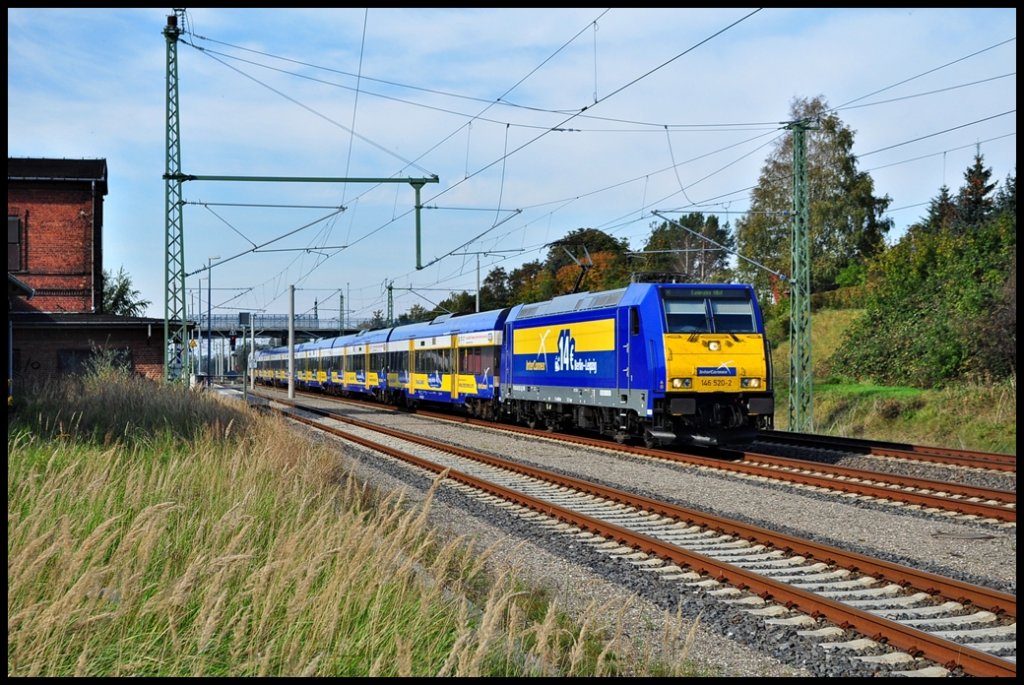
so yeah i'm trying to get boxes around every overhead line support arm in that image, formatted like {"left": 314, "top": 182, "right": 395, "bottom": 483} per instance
{"left": 166, "top": 173, "right": 440, "bottom": 270}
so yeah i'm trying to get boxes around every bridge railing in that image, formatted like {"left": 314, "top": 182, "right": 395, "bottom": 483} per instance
{"left": 190, "top": 314, "right": 372, "bottom": 333}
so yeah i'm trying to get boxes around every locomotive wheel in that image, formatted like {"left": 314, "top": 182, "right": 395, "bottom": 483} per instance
{"left": 613, "top": 432, "right": 629, "bottom": 444}
{"left": 643, "top": 431, "right": 661, "bottom": 449}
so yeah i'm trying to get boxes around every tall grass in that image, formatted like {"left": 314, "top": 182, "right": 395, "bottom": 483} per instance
{"left": 8, "top": 366, "right": 704, "bottom": 676}
{"left": 13, "top": 355, "right": 252, "bottom": 448}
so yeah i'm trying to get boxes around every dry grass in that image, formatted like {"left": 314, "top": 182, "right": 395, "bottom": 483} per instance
{"left": 14, "top": 360, "right": 252, "bottom": 448}
{"left": 8, "top": 369, "right": 705, "bottom": 676}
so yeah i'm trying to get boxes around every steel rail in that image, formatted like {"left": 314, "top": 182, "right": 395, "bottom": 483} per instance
{"left": 276, "top": 404, "right": 1016, "bottom": 677}
{"left": 758, "top": 430, "right": 1016, "bottom": 472}
{"left": 414, "top": 404, "right": 1017, "bottom": 523}
{"left": 260, "top": 389, "right": 1016, "bottom": 522}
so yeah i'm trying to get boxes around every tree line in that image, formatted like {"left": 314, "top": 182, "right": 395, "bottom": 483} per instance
{"left": 103, "top": 92, "right": 1012, "bottom": 389}
{"left": 384, "top": 95, "right": 1015, "bottom": 389}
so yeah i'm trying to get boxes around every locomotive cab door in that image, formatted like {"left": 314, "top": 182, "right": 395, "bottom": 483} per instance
{"left": 617, "top": 306, "right": 641, "bottom": 398}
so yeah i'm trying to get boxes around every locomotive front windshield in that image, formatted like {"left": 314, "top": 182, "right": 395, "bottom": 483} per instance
{"left": 662, "top": 288, "right": 758, "bottom": 334}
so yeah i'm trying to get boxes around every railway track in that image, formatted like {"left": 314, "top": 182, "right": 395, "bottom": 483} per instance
{"left": 250, "top": 385, "right": 1016, "bottom": 479}
{"left": 722, "top": 450, "right": 1016, "bottom": 525}
{"left": 252, "top": 388, "right": 1016, "bottom": 526}
{"left": 264, "top": 397, "right": 1016, "bottom": 677}
{"left": 425, "top": 418, "right": 1018, "bottom": 525}
{"left": 756, "top": 430, "right": 1016, "bottom": 473}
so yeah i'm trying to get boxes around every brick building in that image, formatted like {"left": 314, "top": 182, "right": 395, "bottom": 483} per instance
{"left": 8, "top": 157, "right": 171, "bottom": 386}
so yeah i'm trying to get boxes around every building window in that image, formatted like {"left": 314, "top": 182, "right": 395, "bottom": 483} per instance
{"left": 58, "top": 349, "right": 94, "bottom": 375}
{"left": 8, "top": 215, "right": 21, "bottom": 271}
{"left": 58, "top": 348, "right": 134, "bottom": 375}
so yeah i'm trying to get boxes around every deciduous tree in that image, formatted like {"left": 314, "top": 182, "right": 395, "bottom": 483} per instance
{"left": 734, "top": 95, "right": 892, "bottom": 298}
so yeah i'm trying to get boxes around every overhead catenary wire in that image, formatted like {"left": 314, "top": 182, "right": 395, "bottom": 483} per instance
{"left": 174, "top": 11, "right": 1012, "bottom": 321}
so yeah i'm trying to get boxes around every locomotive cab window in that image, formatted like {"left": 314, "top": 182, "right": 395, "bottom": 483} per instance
{"left": 664, "top": 298, "right": 709, "bottom": 333}
{"left": 662, "top": 288, "right": 757, "bottom": 334}
{"left": 710, "top": 300, "right": 757, "bottom": 333}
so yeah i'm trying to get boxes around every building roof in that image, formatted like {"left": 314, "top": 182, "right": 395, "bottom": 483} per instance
{"left": 8, "top": 272, "right": 35, "bottom": 298}
{"left": 9, "top": 311, "right": 182, "bottom": 329}
{"left": 8, "top": 157, "right": 108, "bottom": 195}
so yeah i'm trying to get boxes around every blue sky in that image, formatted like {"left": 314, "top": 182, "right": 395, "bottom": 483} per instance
{"left": 8, "top": 8, "right": 1017, "bottom": 323}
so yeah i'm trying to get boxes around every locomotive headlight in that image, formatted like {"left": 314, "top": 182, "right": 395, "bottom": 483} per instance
{"left": 708, "top": 340, "right": 721, "bottom": 351}
{"left": 670, "top": 377, "right": 691, "bottom": 389}
{"left": 741, "top": 377, "right": 761, "bottom": 388}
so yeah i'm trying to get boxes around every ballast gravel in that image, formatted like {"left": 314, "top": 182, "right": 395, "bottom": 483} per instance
{"left": 310, "top": 430, "right": 815, "bottom": 677}
{"left": 255, "top": 390, "right": 1015, "bottom": 677}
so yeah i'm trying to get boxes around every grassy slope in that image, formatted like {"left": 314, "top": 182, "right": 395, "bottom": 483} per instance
{"left": 769, "top": 309, "right": 1016, "bottom": 455}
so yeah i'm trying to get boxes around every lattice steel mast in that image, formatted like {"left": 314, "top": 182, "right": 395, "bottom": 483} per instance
{"left": 161, "top": 11, "right": 436, "bottom": 371}
{"left": 786, "top": 118, "right": 817, "bottom": 432}
{"left": 163, "top": 10, "right": 188, "bottom": 382}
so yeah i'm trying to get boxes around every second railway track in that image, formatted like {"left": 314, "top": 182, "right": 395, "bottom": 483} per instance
{"left": 256, "top": 388, "right": 1016, "bottom": 526}
{"left": 756, "top": 430, "right": 1017, "bottom": 473}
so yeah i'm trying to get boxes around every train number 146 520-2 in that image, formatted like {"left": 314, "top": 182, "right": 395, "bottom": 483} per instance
{"left": 698, "top": 378, "right": 734, "bottom": 388}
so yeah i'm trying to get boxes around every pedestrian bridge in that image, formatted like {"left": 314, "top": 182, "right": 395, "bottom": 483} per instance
{"left": 193, "top": 314, "right": 367, "bottom": 344}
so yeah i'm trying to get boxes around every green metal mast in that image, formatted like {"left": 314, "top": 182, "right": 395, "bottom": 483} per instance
{"left": 786, "top": 119, "right": 817, "bottom": 432}
{"left": 410, "top": 180, "right": 428, "bottom": 270}
{"left": 163, "top": 11, "right": 188, "bottom": 383}
{"left": 160, "top": 8, "right": 436, "bottom": 363}
{"left": 386, "top": 281, "right": 394, "bottom": 326}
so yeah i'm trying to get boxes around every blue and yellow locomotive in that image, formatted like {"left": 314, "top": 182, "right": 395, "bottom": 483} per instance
{"left": 501, "top": 282, "right": 773, "bottom": 446}
{"left": 253, "top": 281, "right": 773, "bottom": 447}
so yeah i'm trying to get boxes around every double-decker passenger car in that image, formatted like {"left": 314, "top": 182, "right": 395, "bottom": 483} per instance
{"left": 387, "top": 308, "right": 509, "bottom": 419}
